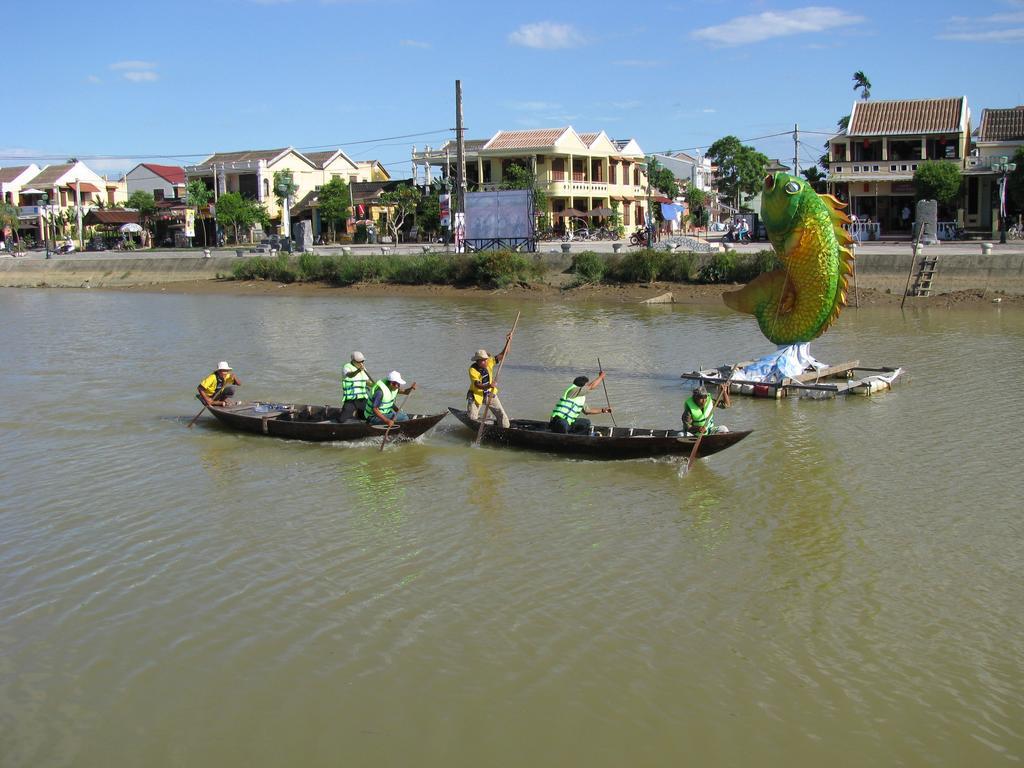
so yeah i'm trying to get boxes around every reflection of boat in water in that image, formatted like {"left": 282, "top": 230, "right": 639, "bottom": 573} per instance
{"left": 681, "top": 359, "right": 903, "bottom": 400}
{"left": 448, "top": 408, "right": 752, "bottom": 460}
{"left": 204, "top": 402, "right": 446, "bottom": 443}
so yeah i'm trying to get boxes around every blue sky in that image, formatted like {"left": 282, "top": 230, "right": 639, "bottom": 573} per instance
{"left": 3, "top": 0, "right": 1023, "bottom": 178}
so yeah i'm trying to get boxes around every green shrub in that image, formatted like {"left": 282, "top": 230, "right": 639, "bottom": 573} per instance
{"left": 659, "top": 251, "right": 697, "bottom": 282}
{"left": 570, "top": 251, "right": 605, "bottom": 284}
{"left": 470, "top": 251, "right": 543, "bottom": 288}
{"left": 232, "top": 256, "right": 271, "bottom": 280}
{"left": 696, "top": 252, "right": 736, "bottom": 283}
{"left": 608, "top": 249, "right": 665, "bottom": 282}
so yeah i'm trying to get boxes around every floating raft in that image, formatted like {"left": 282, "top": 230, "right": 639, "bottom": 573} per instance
{"left": 680, "top": 359, "right": 904, "bottom": 400}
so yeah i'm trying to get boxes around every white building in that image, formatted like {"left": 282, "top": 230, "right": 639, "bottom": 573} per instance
{"left": 125, "top": 163, "right": 186, "bottom": 201}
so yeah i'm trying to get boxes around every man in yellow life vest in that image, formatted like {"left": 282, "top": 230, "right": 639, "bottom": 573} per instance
{"left": 340, "top": 351, "right": 371, "bottom": 421}
{"left": 467, "top": 333, "right": 512, "bottom": 428}
{"left": 682, "top": 385, "right": 730, "bottom": 436}
{"left": 548, "top": 373, "right": 612, "bottom": 434}
{"left": 363, "top": 370, "right": 417, "bottom": 428}
{"left": 197, "top": 361, "right": 242, "bottom": 407}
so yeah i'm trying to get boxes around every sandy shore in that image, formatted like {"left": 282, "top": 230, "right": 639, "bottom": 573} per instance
{"left": 109, "top": 278, "right": 1024, "bottom": 310}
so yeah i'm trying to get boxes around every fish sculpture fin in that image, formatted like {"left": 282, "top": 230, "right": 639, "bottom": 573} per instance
{"left": 723, "top": 268, "right": 791, "bottom": 317}
{"left": 815, "top": 194, "right": 857, "bottom": 337}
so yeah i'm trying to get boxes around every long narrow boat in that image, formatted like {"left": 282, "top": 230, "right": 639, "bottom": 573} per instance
{"left": 448, "top": 408, "right": 751, "bottom": 460}
{"left": 204, "top": 402, "right": 446, "bottom": 443}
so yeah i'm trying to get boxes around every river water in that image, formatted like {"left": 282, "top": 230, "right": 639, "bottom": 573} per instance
{"left": 1, "top": 287, "right": 1022, "bottom": 767}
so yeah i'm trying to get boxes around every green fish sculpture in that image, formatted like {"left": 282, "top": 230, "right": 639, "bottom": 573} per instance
{"left": 723, "top": 172, "right": 855, "bottom": 345}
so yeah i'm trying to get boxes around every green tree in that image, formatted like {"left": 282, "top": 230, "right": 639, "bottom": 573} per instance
{"left": 185, "top": 179, "right": 211, "bottom": 247}
{"left": 684, "top": 182, "right": 709, "bottom": 229}
{"left": 378, "top": 185, "right": 421, "bottom": 243}
{"left": 913, "top": 161, "right": 962, "bottom": 206}
{"left": 645, "top": 157, "right": 679, "bottom": 199}
{"left": 1007, "top": 147, "right": 1024, "bottom": 215}
{"left": 801, "top": 166, "right": 827, "bottom": 193}
{"left": 0, "top": 202, "right": 20, "bottom": 247}
{"left": 318, "top": 177, "right": 351, "bottom": 242}
{"left": 415, "top": 192, "right": 440, "bottom": 240}
{"left": 708, "top": 136, "right": 769, "bottom": 209}
{"left": 853, "top": 71, "right": 872, "bottom": 100}
{"left": 126, "top": 190, "right": 157, "bottom": 240}
{"left": 609, "top": 200, "right": 623, "bottom": 236}
{"left": 215, "top": 192, "right": 268, "bottom": 244}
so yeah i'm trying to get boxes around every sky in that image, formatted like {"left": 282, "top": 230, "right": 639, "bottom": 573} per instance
{"left": 3, "top": 0, "right": 1023, "bottom": 179}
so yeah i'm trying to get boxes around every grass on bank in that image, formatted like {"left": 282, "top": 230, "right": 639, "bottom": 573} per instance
{"left": 230, "top": 248, "right": 782, "bottom": 289}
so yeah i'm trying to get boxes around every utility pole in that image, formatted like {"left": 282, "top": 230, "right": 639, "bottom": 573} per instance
{"left": 455, "top": 79, "right": 466, "bottom": 214}
{"left": 793, "top": 124, "right": 800, "bottom": 178}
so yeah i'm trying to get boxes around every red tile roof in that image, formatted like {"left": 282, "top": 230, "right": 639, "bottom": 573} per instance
{"left": 483, "top": 128, "right": 570, "bottom": 151}
{"left": 140, "top": 163, "right": 185, "bottom": 185}
{"left": 978, "top": 107, "right": 1024, "bottom": 142}
{"left": 848, "top": 97, "right": 967, "bottom": 137}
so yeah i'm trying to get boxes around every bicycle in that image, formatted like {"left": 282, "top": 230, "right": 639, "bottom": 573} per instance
{"left": 1007, "top": 222, "right": 1022, "bottom": 240}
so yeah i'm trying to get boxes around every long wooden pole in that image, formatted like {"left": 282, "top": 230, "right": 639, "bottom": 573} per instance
{"left": 187, "top": 381, "right": 228, "bottom": 428}
{"left": 597, "top": 356, "right": 617, "bottom": 428}
{"left": 475, "top": 311, "right": 521, "bottom": 445}
{"left": 379, "top": 390, "right": 414, "bottom": 452}
{"left": 682, "top": 371, "right": 734, "bottom": 474}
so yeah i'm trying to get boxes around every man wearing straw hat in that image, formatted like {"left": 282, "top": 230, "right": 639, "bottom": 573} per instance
{"left": 197, "top": 361, "right": 242, "bottom": 407}
{"left": 467, "top": 333, "right": 512, "bottom": 428}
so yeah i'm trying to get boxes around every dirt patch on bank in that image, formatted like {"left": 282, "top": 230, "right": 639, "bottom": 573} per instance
{"left": 107, "top": 278, "right": 1023, "bottom": 309}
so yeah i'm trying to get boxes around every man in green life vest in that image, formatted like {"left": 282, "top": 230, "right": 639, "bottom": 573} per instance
{"left": 340, "top": 351, "right": 371, "bottom": 421}
{"left": 549, "top": 373, "right": 612, "bottom": 434}
{"left": 682, "top": 385, "right": 731, "bottom": 436}
{"left": 364, "top": 370, "right": 417, "bottom": 427}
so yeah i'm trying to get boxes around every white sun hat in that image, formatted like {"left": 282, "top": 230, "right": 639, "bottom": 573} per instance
{"left": 387, "top": 370, "right": 406, "bottom": 386}
{"left": 217, "top": 361, "right": 232, "bottom": 371}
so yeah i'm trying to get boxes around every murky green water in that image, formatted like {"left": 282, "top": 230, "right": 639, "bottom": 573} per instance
{"left": 1, "top": 288, "right": 1022, "bottom": 767}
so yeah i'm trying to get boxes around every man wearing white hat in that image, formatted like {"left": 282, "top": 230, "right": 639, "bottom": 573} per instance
{"left": 467, "top": 333, "right": 512, "bottom": 428}
{"left": 197, "top": 361, "right": 242, "bottom": 407}
{"left": 364, "top": 370, "right": 417, "bottom": 427}
{"left": 340, "top": 351, "right": 372, "bottom": 421}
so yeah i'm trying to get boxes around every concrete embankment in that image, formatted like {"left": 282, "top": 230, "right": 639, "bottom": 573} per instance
{"left": 2, "top": 246, "right": 1023, "bottom": 294}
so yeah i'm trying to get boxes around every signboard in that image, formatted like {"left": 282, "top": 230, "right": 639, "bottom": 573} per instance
{"left": 464, "top": 190, "right": 532, "bottom": 240}
{"left": 184, "top": 208, "right": 196, "bottom": 238}
{"left": 439, "top": 194, "right": 451, "bottom": 227}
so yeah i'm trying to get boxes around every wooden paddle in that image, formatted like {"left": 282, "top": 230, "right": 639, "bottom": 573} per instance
{"left": 474, "top": 311, "right": 521, "bottom": 445}
{"left": 379, "top": 389, "right": 415, "bottom": 451}
{"left": 682, "top": 369, "right": 734, "bottom": 474}
{"left": 597, "top": 356, "right": 617, "bottom": 428}
{"left": 187, "top": 379, "right": 229, "bottom": 428}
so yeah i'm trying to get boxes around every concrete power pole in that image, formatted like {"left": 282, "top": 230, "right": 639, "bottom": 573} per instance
{"left": 793, "top": 124, "right": 800, "bottom": 177}
{"left": 455, "top": 80, "right": 466, "bottom": 214}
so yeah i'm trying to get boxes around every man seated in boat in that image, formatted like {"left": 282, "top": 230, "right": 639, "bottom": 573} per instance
{"left": 363, "top": 370, "right": 417, "bottom": 427}
{"left": 340, "top": 351, "right": 371, "bottom": 421}
{"left": 467, "top": 334, "right": 513, "bottom": 428}
{"left": 548, "top": 373, "right": 612, "bottom": 434}
{"left": 197, "top": 361, "right": 242, "bottom": 407}
{"left": 681, "top": 385, "right": 730, "bottom": 436}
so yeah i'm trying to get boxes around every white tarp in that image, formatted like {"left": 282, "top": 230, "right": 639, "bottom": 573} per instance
{"left": 732, "top": 343, "right": 827, "bottom": 383}
{"left": 464, "top": 189, "right": 532, "bottom": 241}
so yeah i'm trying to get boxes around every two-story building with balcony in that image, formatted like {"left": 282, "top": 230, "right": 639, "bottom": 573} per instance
{"left": 828, "top": 97, "right": 970, "bottom": 234}
{"left": 412, "top": 127, "right": 651, "bottom": 230}
{"left": 13, "top": 161, "right": 112, "bottom": 244}
{"left": 964, "top": 106, "right": 1024, "bottom": 235}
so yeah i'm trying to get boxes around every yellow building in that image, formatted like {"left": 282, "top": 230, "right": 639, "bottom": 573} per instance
{"left": 412, "top": 126, "right": 651, "bottom": 229}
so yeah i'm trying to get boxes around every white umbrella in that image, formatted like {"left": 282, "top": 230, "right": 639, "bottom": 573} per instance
{"left": 120, "top": 223, "right": 143, "bottom": 233}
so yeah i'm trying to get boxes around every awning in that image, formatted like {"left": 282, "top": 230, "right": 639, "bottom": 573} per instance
{"left": 83, "top": 210, "right": 140, "bottom": 226}
{"left": 66, "top": 182, "right": 100, "bottom": 193}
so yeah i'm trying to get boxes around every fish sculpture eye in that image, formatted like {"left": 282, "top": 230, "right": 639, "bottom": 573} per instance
{"left": 784, "top": 181, "right": 801, "bottom": 195}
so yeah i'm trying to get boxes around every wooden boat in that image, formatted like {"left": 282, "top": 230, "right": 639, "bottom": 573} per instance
{"left": 681, "top": 359, "right": 903, "bottom": 400}
{"left": 448, "top": 408, "right": 751, "bottom": 460}
{"left": 203, "top": 401, "right": 446, "bottom": 443}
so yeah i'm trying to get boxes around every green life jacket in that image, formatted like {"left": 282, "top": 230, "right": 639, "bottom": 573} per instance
{"left": 342, "top": 363, "right": 370, "bottom": 401}
{"left": 364, "top": 380, "right": 397, "bottom": 419}
{"left": 551, "top": 385, "right": 587, "bottom": 426}
{"left": 684, "top": 395, "right": 715, "bottom": 431}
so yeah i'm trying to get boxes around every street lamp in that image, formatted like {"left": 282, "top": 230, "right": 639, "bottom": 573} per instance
{"left": 40, "top": 193, "right": 50, "bottom": 259}
{"left": 276, "top": 171, "right": 293, "bottom": 244}
{"left": 992, "top": 155, "right": 1018, "bottom": 245}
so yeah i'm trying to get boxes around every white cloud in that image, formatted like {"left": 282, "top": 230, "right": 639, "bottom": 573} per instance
{"left": 693, "top": 6, "right": 864, "bottom": 46}
{"left": 938, "top": 9, "right": 1024, "bottom": 41}
{"left": 110, "top": 60, "right": 157, "bottom": 71}
{"left": 86, "top": 75, "right": 102, "bottom": 84}
{"left": 702, "top": 108, "right": 717, "bottom": 113}
{"left": 508, "top": 22, "right": 588, "bottom": 49}
{"left": 123, "top": 71, "right": 159, "bottom": 83}
{"left": 613, "top": 59, "right": 663, "bottom": 68}
{"left": 938, "top": 27, "right": 1024, "bottom": 41}
{"left": 400, "top": 39, "right": 431, "bottom": 48}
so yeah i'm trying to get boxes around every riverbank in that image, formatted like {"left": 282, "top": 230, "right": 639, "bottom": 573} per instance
{"left": 111, "top": 277, "right": 1024, "bottom": 310}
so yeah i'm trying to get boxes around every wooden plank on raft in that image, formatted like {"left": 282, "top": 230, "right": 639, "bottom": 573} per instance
{"left": 791, "top": 360, "right": 860, "bottom": 383}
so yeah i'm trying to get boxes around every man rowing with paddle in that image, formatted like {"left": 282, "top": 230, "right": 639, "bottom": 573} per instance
{"left": 364, "top": 371, "right": 417, "bottom": 428}
{"left": 197, "top": 361, "right": 242, "bottom": 407}
{"left": 682, "top": 385, "right": 730, "bottom": 436}
{"left": 340, "top": 351, "right": 371, "bottom": 421}
{"left": 548, "top": 373, "right": 611, "bottom": 434}
{"left": 467, "top": 333, "right": 513, "bottom": 428}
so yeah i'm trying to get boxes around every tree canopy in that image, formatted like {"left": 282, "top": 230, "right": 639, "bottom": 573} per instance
{"left": 126, "top": 191, "right": 157, "bottom": 233}
{"left": 913, "top": 161, "right": 962, "bottom": 206}
{"left": 215, "top": 192, "right": 269, "bottom": 243}
{"left": 318, "top": 177, "right": 351, "bottom": 240}
{"left": 801, "top": 166, "right": 827, "bottom": 193}
{"left": 378, "top": 185, "right": 421, "bottom": 243}
{"left": 500, "top": 162, "right": 549, "bottom": 224}
{"left": 853, "top": 71, "right": 872, "bottom": 100}
{"left": 683, "top": 182, "right": 709, "bottom": 228}
{"left": 185, "top": 180, "right": 211, "bottom": 246}
{"left": 645, "top": 157, "right": 679, "bottom": 199}
{"left": 707, "top": 136, "right": 769, "bottom": 208}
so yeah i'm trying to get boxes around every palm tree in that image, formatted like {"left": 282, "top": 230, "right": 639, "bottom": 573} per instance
{"left": 801, "top": 167, "right": 827, "bottom": 193}
{"left": 852, "top": 71, "right": 872, "bottom": 101}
